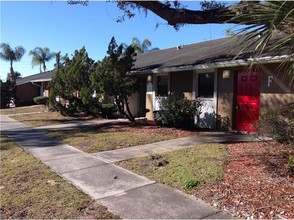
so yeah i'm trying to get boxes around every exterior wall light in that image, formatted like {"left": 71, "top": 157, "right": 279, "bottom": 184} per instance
{"left": 222, "top": 70, "right": 231, "bottom": 79}
{"left": 147, "top": 75, "right": 152, "bottom": 83}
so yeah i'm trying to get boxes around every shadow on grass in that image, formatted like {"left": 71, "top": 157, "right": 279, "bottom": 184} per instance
{"left": 0, "top": 134, "right": 16, "bottom": 151}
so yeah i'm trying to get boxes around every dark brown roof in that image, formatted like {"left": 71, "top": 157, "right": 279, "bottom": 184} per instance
{"left": 16, "top": 70, "right": 56, "bottom": 85}
{"left": 132, "top": 35, "right": 290, "bottom": 73}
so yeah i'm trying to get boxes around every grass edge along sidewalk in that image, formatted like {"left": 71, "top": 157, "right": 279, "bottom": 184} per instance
{"left": 0, "top": 133, "right": 120, "bottom": 219}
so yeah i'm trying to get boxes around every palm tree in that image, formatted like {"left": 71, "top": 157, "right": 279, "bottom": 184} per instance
{"left": 230, "top": 0, "right": 293, "bottom": 81}
{"left": 131, "top": 37, "right": 159, "bottom": 53}
{"left": 29, "top": 47, "right": 56, "bottom": 72}
{"left": 0, "top": 43, "right": 25, "bottom": 75}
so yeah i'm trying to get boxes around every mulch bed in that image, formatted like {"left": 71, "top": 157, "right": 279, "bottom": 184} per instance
{"left": 194, "top": 141, "right": 294, "bottom": 219}
{"left": 75, "top": 119, "right": 294, "bottom": 219}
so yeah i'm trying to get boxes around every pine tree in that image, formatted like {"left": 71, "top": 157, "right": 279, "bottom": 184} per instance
{"left": 49, "top": 47, "right": 99, "bottom": 116}
{"left": 91, "top": 37, "right": 138, "bottom": 122}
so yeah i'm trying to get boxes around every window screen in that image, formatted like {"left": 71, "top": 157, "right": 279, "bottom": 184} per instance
{"left": 198, "top": 73, "right": 214, "bottom": 98}
{"left": 157, "top": 76, "right": 168, "bottom": 96}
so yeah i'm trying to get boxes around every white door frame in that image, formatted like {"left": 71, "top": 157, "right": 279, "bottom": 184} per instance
{"left": 193, "top": 69, "right": 218, "bottom": 128}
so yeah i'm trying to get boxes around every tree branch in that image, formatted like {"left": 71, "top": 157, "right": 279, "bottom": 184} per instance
{"left": 126, "top": 1, "right": 256, "bottom": 27}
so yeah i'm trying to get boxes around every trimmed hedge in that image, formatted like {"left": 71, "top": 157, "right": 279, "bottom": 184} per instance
{"left": 33, "top": 96, "right": 49, "bottom": 105}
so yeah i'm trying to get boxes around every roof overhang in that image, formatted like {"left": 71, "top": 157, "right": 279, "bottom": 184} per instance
{"left": 17, "top": 78, "right": 52, "bottom": 86}
{"left": 30, "top": 79, "right": 51, "bottom": 83}
{"left": 131, "top": 55, "right": 292, "bottom": 75}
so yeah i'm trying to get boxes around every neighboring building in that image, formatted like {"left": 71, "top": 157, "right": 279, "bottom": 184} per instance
{"left": 15, "top": 70, "right": 56, "bottom": 106}
{"left": 129, "top": 35, "right": 294, "bottom": 132}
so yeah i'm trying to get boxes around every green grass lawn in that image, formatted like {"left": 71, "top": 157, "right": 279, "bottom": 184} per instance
{"left": 0, "top": 105, "right": 46, "bottom": 115}
{"left": 118, "top": 143, "right": 228, "bottom": 193}
{"left": 46, "top": 124, "right": 178, "bottom": 153}
{"left": 10, "top": 111, "right": 94, "bottom": 127}
{"left": 0, "top": 134, "right": 119, "bottom": 219}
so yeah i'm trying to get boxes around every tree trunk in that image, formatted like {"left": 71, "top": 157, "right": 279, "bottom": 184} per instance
{"left": 43, "top": 62, "right": 46, "bottom": 72}
{"left": 10, "top": 60, "right": 13, "bottom": 75}
{"left": 115, "top": 97, "right": 135, "bottom": 122}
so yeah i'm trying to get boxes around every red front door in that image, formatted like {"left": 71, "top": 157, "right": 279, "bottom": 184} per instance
{"left": 236, "top": 72, "right": 261, "bottom": 132}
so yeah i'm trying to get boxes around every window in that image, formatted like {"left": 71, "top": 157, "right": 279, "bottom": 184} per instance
{"left": 198, "top": 73, "right": 214, "bottom": 98}
{"left": 157, "top": 76, "right": 168, "bottom": 96}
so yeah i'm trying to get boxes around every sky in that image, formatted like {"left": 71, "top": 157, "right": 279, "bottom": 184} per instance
{"left": 0, "top": 0, "right": 237, "bottom": 80}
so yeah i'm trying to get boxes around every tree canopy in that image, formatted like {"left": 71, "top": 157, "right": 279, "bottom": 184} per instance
{"left": 131, "top": 37, "right": 159, "bottom": 53}
{"left": 68, "top": 0, "right": 293, "bottom": 78}
{"left": 0, "top": 43, "right": 25, "bottom": 75}
{"left": 29, "top": 47, "right": 56, "bottom": 72}
{"left": 91, "top": 37, "right": 138, "bottom": 121}
{"left": 49, "top": 47, "right": 99, "bottom": 116}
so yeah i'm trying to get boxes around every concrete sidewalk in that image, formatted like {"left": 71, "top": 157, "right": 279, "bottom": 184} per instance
{"left": 1, "top": 114, "right": 233, "bottom": 219}
{"left": 93, "top": 132, "right": 263, "bottom": 163}
{"left": 34, "top": 118, "right": 127, "bottom": 130}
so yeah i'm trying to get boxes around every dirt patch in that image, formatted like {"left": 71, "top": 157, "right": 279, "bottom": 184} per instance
{"left": 194, "top": 142, "right": 294, "bottom": 219}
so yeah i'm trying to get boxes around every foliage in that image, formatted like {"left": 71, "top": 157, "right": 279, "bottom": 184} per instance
{"left": 200, "top": 1, "right": 226, "bottom": 11}
{"left": 29, "top": 47, "right": 56, "bottom": 72}
{"left": 0, "top": 43, "right": 25, "bottom": 74}
{"left": 258, "top": 103, "right": 294, "bottom": 144}
{"left": 154, "top": 95, "right": 202, "bottom": 129}
{"left": 0, "top": 80, "right": 11, "bottom": 108}
{"left": 0, "top": 43, "right": 24, "bottom": 108}
{"left": 230, "top": 0, "right": 294, "bottom": 81}
{"left": 131, "top": 37, "right": 159, "bottom": 53}
{"left": 49, "top": 47, "right": 99, "bottom": 116}
{"left": 33, "top": 96, "right": 49, "bottom": 105}
{"left": 101, "top": 103, "right": 117, "bottom": 119}
{"left": 0, "top": 71, "right": 21, "bottom": 108}
{"left": 91, "top": 37, "right": 138, "bottom": 122}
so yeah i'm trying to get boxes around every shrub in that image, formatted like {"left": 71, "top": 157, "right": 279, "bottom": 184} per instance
{"left": 33, "top": 96, "right": 49, "bottom": 105}
{"left": 258, "top": 103, "right": 294, "bottom": 144}
{"left": 101, "top": 103, "right": 117, "bottom": 119}
{"left": 154, "top": 95, "right": 202, "bottom": 129}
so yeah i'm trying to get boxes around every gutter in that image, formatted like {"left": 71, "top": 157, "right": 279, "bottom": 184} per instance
{"left": 131, "top": 55, "right": 292, "bottom": 74}
{"left": 16, "top": 78, "right": 52, "bottom": 86}
{"left": 31, "top": 81, "right": 42, "bottom": 88}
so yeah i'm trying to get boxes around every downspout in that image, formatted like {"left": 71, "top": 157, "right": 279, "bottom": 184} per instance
{"left": 31, "top": 81, "right": 43, "bottom": 96}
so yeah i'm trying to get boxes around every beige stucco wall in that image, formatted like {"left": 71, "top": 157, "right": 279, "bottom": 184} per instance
{"left": 146, "top": 93, "right": 153, "bottom": 120}
{"left": 170, "top": 71, "right": 193, "bottom": 99}
{"left": 217, "top": 63, "right": 294, "bottom": 128}
{"left": 217, "top": 68, "right": 235, "bottom": 126}
{"left": 127, "top": 92, "right": 140, "bottom": 117}
{"left": 44, "top": 90, "right": 50, "bottom": 97}
{"left": 259, "top": 63, "right": 294, "bottom": 114}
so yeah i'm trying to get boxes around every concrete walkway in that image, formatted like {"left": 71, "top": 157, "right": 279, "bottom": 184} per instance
{"left": 1, "top": 114, "right": 234, "bottom": 219}
{"left": 34, "top": 118, "right": 128, "bottom": 130}
{"left": 93, "top": 133, "right": 263, "bottom": 163}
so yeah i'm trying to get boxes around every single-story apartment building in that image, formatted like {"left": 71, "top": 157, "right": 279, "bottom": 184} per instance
{"left": 128, "top": 35, "right": 294, "bottom": 132}
{"left": 15, "top": 35, "right": 293, "bottom": 132}
{"left": 15, "top": 70, "right": 56, "bottom": 106}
